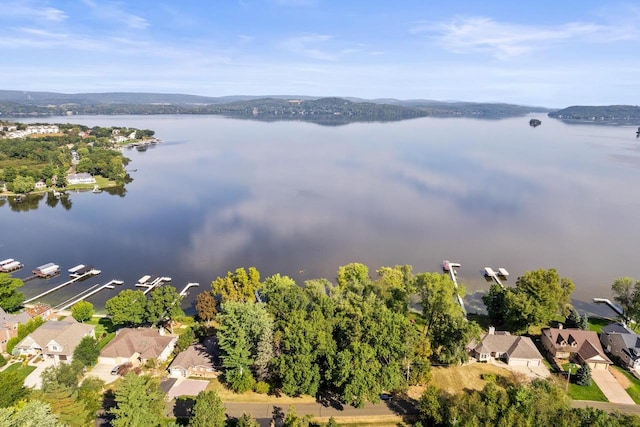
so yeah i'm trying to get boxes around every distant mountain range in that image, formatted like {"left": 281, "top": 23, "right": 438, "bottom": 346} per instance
{"left": 548, "top": 105, "right": 640, "bottom": 122}
{"left": 0, "top": 90, "right": 551, "bottom": 123}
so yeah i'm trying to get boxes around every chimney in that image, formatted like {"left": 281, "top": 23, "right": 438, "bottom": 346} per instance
{"left": 488, "top": 326, "right": 495, "bottom": 335}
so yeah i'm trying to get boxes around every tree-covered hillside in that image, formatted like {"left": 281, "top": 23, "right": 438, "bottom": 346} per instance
{"left": 548, "top": 105, "right": 640, "bottom": 121}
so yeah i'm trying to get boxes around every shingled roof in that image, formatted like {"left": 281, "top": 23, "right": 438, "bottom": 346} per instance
{"left": 100, "top": 328, "right": 175, "bottom": 360}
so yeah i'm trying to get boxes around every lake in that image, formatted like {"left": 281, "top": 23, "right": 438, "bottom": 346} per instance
{"left": 2, "top": 114, "right": 639, "bottom": 316}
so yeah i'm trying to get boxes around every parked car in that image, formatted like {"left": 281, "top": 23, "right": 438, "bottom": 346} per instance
{"left": 110, "top": 365, "right": 122, "bottom": 375}
{"left": 380, "top": 393, "right": 393, "bottom": 401}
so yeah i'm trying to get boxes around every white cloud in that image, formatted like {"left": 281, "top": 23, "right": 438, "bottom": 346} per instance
{"left": 82, "top": 0, "right": 149, "bottom": 30}
{"left": 2, "top": 1, "right": 67, "bottom": 21}
{"left": 280, "top": 33, "right": 337, "bottom": 61}
{"left": 414, "top": 16, "right": 639, "bottom": 59}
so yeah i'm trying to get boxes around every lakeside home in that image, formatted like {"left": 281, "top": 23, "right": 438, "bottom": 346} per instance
{"left": 67, "top": 172, "right": 96, "bottom": 185}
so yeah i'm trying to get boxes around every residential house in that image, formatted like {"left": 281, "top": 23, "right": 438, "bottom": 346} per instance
{"left": 99, "top": 328, "right": 177, "bottom": 366}
{"left": 13, "top": 318, "right": 95, "bottom": 363}
{"left": 470, "top": 327, "right": 544, "bottom": 366}
{"left": 168, "top": 337, "right": 220, "bottom": 378}
{"left": 600, "top": 323, "right": 640, "bottom": 370}
{"left": 67, "top": 172, "right": 96, "bottom": 185}
{"left": 34, "top": 180, "right": 46, "bottom": 190}
{"left": 0, "top": 307, "right": 30, "bottom": 352}
{"left": 541, "top": 327, "right": 612, "bottom": 370}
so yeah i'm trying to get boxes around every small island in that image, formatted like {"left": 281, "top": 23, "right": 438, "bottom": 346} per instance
{"left": 0, "top": 121, "right": 157, "bottom": 196}
{"left": 529, "top": 118, "right": 542, "bottom": 127}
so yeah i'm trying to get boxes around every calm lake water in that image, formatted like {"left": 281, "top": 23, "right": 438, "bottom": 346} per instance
{"left": 2, "top": 114, "right": 639, "bottom": 315}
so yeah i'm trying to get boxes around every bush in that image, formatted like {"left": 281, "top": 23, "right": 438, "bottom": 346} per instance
{"left": 254, "top": 381, "right": 269, "bottom": 394}
{"left": 0, "top": 353, "right": 6, "bottom": 367}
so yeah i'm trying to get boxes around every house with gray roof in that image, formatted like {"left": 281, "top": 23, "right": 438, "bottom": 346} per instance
{"left": 600, "top": 323, "right": 640, "bottom": 370}
{"left": 541, "top": 327, "right": 612, "bottom": 370}
{"left": 168, "top": 337, "right": 220, "bottom": 378}
{"left": 13, "top": 318, "right": 95, "bottom": 363}
{"left": 99, "top": 328, "right": 177, "bottom": 365}
{"left": 470, "top": 327, "right": 544, "bottom": 366}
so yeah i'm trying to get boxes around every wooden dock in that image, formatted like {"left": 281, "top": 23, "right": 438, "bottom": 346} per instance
{"left": 484, "top": 266, "right": 508, "bottom": 288}
{"left": 443, "top": 260, "right": 467, "bottom": 315}
{"left": 23, "top": 269, "right": 101, "bottom": 304}
{"left": 179, "top": 282, "right": 199, "bottom": 296}
{"left": 136, "top": 276, "right": 171, "bottom": 294}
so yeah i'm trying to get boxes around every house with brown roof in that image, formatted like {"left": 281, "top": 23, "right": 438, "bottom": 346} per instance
{"left": 168, "top": 337, "right": 220, "bottom": 378}
{"left": 541, "top": 327, "right": 612, "bottom": 370}
{"left": 13, "top": 318, "right": 95, "bottom": 363}
{"left": 99, "top": 328, "right": 177, "bottom": 366}
{"left": 470, "top": 327, "right": 544, "bottom": 366}
{"left": 0, "top": 307, "right": 30, "bottom": 352}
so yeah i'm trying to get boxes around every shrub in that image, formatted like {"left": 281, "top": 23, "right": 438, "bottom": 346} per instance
{"left": 254, "top": 381, "right": 269, "bottom": 394}
{"left": 0, "top": 353, "right": 6, "bottom": 368}
{"left": 575, "top": 364, "right": 592, "bottom": 386}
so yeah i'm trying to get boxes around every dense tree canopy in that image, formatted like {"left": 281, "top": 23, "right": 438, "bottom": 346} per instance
{"left": 0, "top": 273, "right": 24, "bottom": 312}
{"left": 190, "top": 390, "right": 225, "bottom": 427}
{"left": 110, "top": 374, "right": 165, "bottom": 427}
{"left": 71, "top": 300, "right": 94, "bottom": 322}
{"left": 105, "top": 289, "right": 147, "bottom": 327}
{"left": 483, "top": 269, "right": 575, "bottom": 333}
{"left": 211, "top": 267, "right": 261, "bottom": 305}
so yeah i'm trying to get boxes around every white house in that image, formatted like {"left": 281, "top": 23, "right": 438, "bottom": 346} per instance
{"left": 67, "top": 173, "right": 96, "bottom": 185}
{"left": 13, "top": 318, "right": 95, "bottom": 363}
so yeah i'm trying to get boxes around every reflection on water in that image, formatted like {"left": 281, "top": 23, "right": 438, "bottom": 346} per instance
{"left": 2, "top": 114, "right": 640, "bottom": 313}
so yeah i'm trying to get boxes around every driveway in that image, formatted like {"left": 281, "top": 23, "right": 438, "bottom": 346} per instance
{"left": 166, "top": 378, "right": 208, "bottom": 400}
{"left": 591, "top": 369, "right": 635, "bottom": 404}
{"left": 24, "top": 358, "right": 55, "bottom": 389}
{"left": 85, "top": 362, "right": 121, "bottom": 385}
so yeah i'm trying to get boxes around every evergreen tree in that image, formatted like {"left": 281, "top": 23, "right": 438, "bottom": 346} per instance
{"left": 110, "top": 374, "right": 165, "bottom": 427}
{"left": 190, "top": 390, "right": 225, "bottom": 427}
{"left": 575, "top": 364, "right": 592, "bottom": 386}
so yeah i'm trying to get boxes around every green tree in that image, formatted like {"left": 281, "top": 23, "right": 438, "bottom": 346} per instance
{"left": 235, "top": 413, "right": 260, "bottom": 427}
{"left": 565, "top": 308, "right": 589, "bottom": 330}
{"left": 40, "top": 362, "right": 84, "bottom": 392}
{"left": 575, "top": 364, "right": 592, "bottom": 386}
{"left": 211, "top": 267, "right": 261, "bottom": 304}
{"left": 71, "top": 300, "right": 94, "bottom": 322}
{"left": 611, "top": 277, "right": 640, "bottom": 322}
{"left": 110, "top": 373, "right": 165, "bottom": 427}
{"left": 190, "top": 390, "right": 225, "bottom": 427}
{"left": 417, "top": 385, "right": 443, "bottom": 426}
{"left": 105, "top": 289, "right": 147, "bottom": 327}
{"left": 336, "top": 262, "right": 371, "bottom": 295}
{"left": 0, "top": 400, "right": 60, "bottom": 427}
{"left": 195, "top": 291, "right": 217, "bottom": 323}
{"left": 373, "top": 265, "right": 414, "bottom": 313}
{"left": 175, "top": 327, "right": 195, "bottom": 353}
{"left": 77, "top": 377, "right": 105, "bottom": 424}
{"left": 73, "top": 336, "right": 100, "bottom": 367}
{"left": 146, "top": 285, "right": 184, "bottom": 326}
{"left": 0, "top": 371, "right": 29, "bottom": 407}
{"left": 0, "top": 273, "right": 24, "bottom": 312}
{"left": 12, "top": 175, "right": 35, "bottom": 193}
{"left": 35, "top": 382, "right": 89, "bottom": 427}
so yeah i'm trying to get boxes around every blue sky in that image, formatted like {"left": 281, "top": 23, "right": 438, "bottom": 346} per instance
{"left": 1, "top": 0, "right": 639, "bottom": 107}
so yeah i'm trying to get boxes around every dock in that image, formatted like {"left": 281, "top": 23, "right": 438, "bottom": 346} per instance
{"left": 0, "top": 260, "right": 23, "bottom": 273}
{"left": 23, "top": 268, "right": 101, "bottom": 304}
{"left": 33, "top": 262, "right": 61, "bottom": 278}
{"left": 179, "top": 282, "right": 199, "bottom": 297}
{"left": 55, "top": 280, "right": 124, "bottom": 311}
{"left": 443, "top": 260, "right": 467, "bottom": 315}
{"left": 136, "top": 276, "right": 171, "bottom": 294}
{"left": 484, "top": 266, "right": 508, "bottom": 288}
{"left": 593, "top": 298, "right": 625, "bottom": 317}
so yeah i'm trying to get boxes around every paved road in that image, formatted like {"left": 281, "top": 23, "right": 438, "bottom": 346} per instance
{"left": 572, "top": 400, "right": 640, "bottom": 415}
{"left": 591, "top": 369, "right": 635, "bottom": 405}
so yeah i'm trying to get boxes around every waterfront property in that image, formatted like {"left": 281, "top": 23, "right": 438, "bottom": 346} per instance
{"left": 469, "top": 327, "right": 544, "bottom": 366}
{"left": 13, "top": 318, "right": 95, "bottom": 363}
{"left": 98, "top": 327, "right": 177, "bottom": 366}
{"left": 32, "top": 262, "right": 60, "bottom": 278}
{"left": 66, "top": 172, "right": 96, "bottom": 185}
{"left": 0, "top": 307, "right": 30, "bottom": 352}
{"left": 600, "top": 323, "right": 640, "bottom": 370}
{"left": 168, "top": 336, "right": 220, "bottom": 378}
{"left": 541, "top": 327, "right": 612, "bottom": 370}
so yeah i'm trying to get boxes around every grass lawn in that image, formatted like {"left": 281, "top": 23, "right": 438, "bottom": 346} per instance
{"left": 588, "top": 317, "right": 611, "bottom": 334}
{"left": 87, "top": 317, "right": 117, "bottom": 350}
{"left": 561, "top": 363, "right": 608, "bottom": 401}
{"left": 567, "top": 382, "right": 608, "bottom": 401}
{"left": 2, "top": 363, "right": 37, "bottom": 380}
{"left": 612, "top": 366, "right": 640, "bottom": 404}
{"left": 205, "top": 378, "right": 316, "bottom": 404}
{"left": 414, "top": 363, "right": 517, "bottom": 398}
